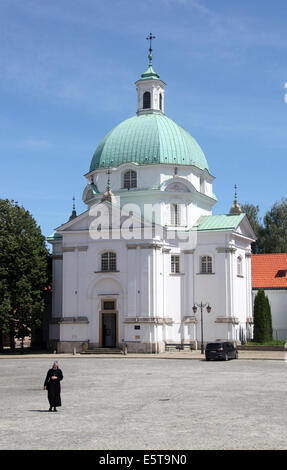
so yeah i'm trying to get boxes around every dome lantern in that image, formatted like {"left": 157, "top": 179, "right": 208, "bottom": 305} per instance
{"left": 135, "top": 33, "right": 166, "bottom": 115}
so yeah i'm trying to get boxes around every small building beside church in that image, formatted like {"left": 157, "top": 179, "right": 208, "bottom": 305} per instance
{"left": 48, "top": 46, "right": 256, "bottom": 353}
{"left": 252, "top": 253, "right": 287, "bottom": 340}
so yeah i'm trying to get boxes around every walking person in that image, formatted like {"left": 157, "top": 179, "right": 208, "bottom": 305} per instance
{"left": 43, "top": 360, "right": 63, "bottom": 412}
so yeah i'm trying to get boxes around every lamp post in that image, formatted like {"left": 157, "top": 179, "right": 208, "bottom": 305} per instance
{"left": 192, "top": 302, "right": 212, "bottom": 354}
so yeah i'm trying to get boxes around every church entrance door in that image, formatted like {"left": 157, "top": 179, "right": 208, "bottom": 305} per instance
{"left": 102, "top": 313, "right": 116, "bottom": 347}
{"left": 100, "top": 299, "right": 118, "bottom": 348}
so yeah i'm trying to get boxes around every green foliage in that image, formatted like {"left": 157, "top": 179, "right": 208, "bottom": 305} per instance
{"left": 262, "top": 198, "right": 287, "bottom": 253}
{"left": 240, "top": 203, "right": 264, "bottom": 253}
{"left": 253, "top": 289, "right": 273, "bottom": 343}
{"left": 265, "top": 295, "right": 273, "bottom": 342}
{"left": 242, "top": 198, "right": 287, "bottom": 254}
{"left": 247, "top": 340, "right": 285, "bottom": 346}
{"left": 0, "top": 199, "right": 49, "bottom": 343}
{"left": 253, "top": 289, "right": 266, "bottom": 343}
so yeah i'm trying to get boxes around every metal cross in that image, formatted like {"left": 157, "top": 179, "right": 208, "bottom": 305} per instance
{"left": 146, "top": 33, "right": 155, "bottom": 54}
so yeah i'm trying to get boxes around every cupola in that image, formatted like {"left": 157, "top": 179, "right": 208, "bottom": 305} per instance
{"left": 135, "top": 33, "right": 166, "bottom": 115}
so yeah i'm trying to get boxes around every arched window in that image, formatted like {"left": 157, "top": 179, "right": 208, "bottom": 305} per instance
{"left": 170, "top": 203, "right": 181, "bottom": 226}
{"left": 159, "top": 93, "right": 162, "bottom": 111}
{"left": 237, "top": 256, "right": 243, "bottom": 276}
{"left": 143, "top": 91, "right": 151, "bottom": 109}
{"left": 124, "top": 170, "right": 137, "bottom": 189}
{"left": 101, "top": 252, "right": 117, "bottom": 271}
{"left": 200, "top": 255, "right": 213, "bottom": 274}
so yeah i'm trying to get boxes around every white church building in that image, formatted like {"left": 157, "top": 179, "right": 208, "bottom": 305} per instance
{"left": 48, "top": 45, "right": 256, "bottom": 353}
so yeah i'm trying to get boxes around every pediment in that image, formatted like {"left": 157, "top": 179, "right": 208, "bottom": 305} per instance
{"left": 56, "top": 200, "right": 156, "bottom": 237}
{"left": 161, "top": 177, "right": 195, "bottom": 193}
{"left": 235, "top": 216, "right": 256, "bottom": 241}
{"left": 165, "top": 181, "right": 190, "bottom": 192}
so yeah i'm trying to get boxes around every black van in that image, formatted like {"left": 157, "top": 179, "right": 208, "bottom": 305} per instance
{"left": 205, "top": 342, "right": 238, "bottom": 361}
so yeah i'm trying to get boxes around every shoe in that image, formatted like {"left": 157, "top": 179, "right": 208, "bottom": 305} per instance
{"left": 49, "top": 408, "right": 52, "bottom": 412}
{"left": 53, "top": 408, "right": 57, "bottom": 412}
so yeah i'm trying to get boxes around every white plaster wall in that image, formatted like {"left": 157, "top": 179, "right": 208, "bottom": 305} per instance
{"left": 252, "top": 289, "right": 287, "bottom": 331}
{"left": 90, "top": 164, "right": 212, "bottom": 197}
{"left": 184, "top": 231, "right": 252, "bottom": 343}
{"left": 62, "top": 251, "right": 78, "bottom": 317}
{"left": 60, "top": 323, "right": 88, "bottom": 342}
{"left": 52, "top": 258, "right": 62, "bottom": 317}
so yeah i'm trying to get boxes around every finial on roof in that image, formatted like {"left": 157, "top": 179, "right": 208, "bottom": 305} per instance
{"left": 138, "top": 33, "right": 160, "bottom": 82}
{"left": 101, "top": 168, "right": 114, "bottom": 203}
{"left": 69, "top": 196, "right": 77, "bottom": 220}
{"left": 229, "top": 184, "right": 242, "bottom": 215}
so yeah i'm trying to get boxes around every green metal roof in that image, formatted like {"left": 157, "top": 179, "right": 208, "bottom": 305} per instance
{"left": 90, "top": 113, "right": 209, "bottom": 172}
{"left": 137, "top": 54, "right": 161, "bottom": 81}
{"left": 194, "top": 214, "right": 245, "bottom": 231}
{"left": 47, "top": 231, "right": 63, "bottom": 242}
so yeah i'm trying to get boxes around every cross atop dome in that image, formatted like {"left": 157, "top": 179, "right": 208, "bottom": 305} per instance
{"left": 146, "top": 33, "right": 155, "bottom": 55}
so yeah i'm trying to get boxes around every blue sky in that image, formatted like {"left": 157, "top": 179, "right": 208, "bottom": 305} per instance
{"left": 1, "top": 0, "right": 287, "bottom": 242}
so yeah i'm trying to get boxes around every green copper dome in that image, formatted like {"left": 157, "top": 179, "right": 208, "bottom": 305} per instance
{"left": 90, "top": 113, "right": 209, "bottom": 172}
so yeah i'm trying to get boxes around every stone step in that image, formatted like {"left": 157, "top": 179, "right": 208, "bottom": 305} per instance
{"left": 80, "top": 348, "right": 123, "bottom": 355}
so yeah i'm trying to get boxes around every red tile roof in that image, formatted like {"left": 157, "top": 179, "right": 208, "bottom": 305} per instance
{"left": 251, "top": 254, "right": 287, "bottom": 288}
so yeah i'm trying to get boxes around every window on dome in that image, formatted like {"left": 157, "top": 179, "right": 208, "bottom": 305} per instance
{"left": 143, "top": 91, "right": 151, "bottom": 109}
{"left": 170, "top": 204, "right": 181, "bottom": 226}
{"left": 124, "top": 170, "right": 137, "bottom": 189}
{"left": 159, "top": 93, "right": 162, "bottom": 111}
{"left": 101, "top": 252, "right": 117, "bottom": 272}
{"left": 200, "top": 255, "right": 213, "bottom": 274}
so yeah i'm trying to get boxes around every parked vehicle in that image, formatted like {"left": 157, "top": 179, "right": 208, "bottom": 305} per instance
{"left": 205, "top": 342, "right": 238, "bottom": 361}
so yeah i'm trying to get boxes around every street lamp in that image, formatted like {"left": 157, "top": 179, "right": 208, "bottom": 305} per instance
{"left": 192, "top": 302, "right": 212, "bottom": 354}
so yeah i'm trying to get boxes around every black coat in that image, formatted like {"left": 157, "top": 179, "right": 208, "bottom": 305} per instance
{"left": 44, "top": 368, "right": 63, "bottom": 407}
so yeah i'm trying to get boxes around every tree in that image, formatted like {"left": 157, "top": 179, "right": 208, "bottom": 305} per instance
{"left": 253, "top": 289, "right": 266, "bottom": 343}
{"left": 241, "top": 203, "right": 264, "bottom": 253}
{"left": 0, "top": 199, "right": 49, "bottom": 350}
{"left": 253, "top": 289, "right": 273, "bottom": 343}
{"left": 241, "top": 198, "right": 287, "bottom": 254}
{"left": 262, "top": 198, "right": 287, "bottom": 253}
{"left": 265, "top": 295, "right": 273, "bottom": 342}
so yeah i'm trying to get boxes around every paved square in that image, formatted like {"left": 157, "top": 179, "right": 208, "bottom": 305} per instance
{"left": 0, "top": 356, "right": 286, "bottom": 450}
